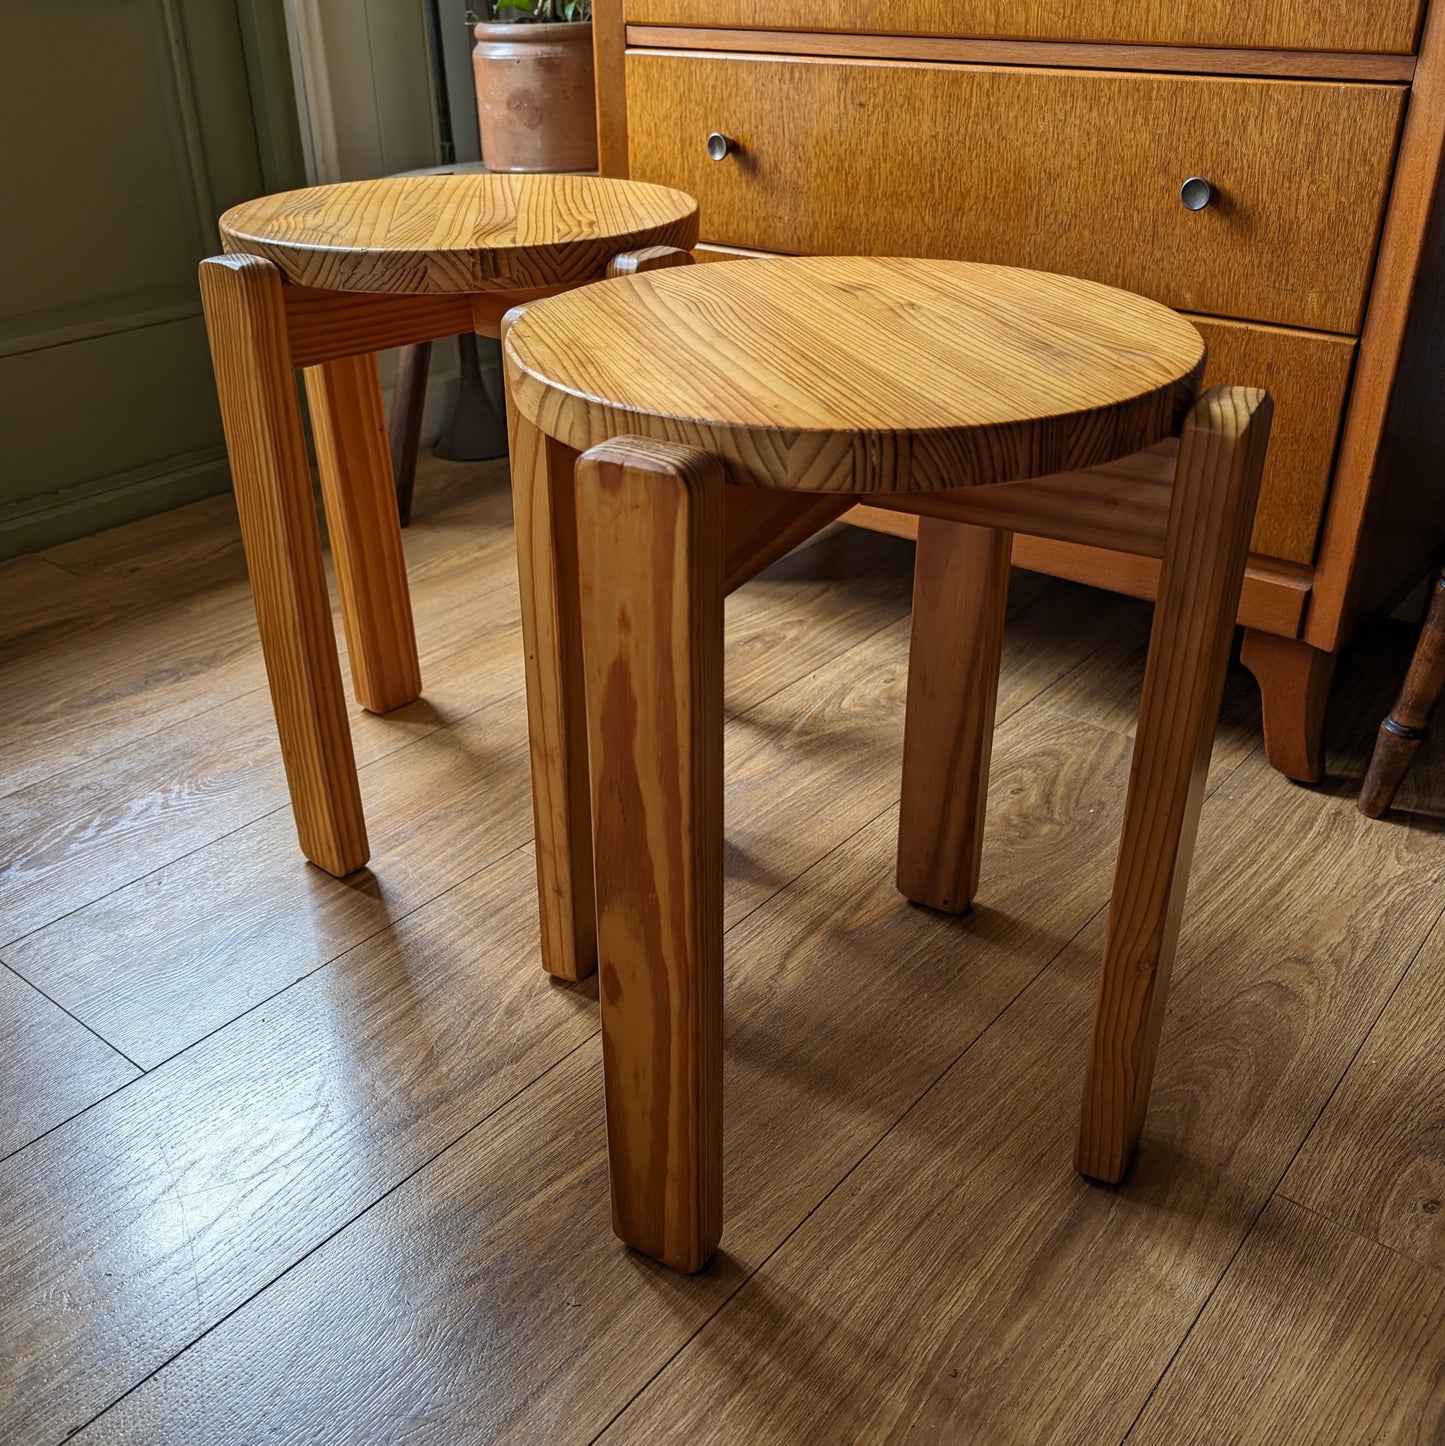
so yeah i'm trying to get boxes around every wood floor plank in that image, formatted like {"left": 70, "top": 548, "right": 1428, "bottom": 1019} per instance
{"left": 0, "top": 497, "right": 521, "bottom": 803}
{"left": 3, "top": 686, "right": 534, "bottom": 1067}
{"left": 0, "top": 555, "right": 148, "bottom": 649}
{"left": 0, "top": 964, "right": 137, "bottom": 1159}
{"left": 0, "top": 598, "right": 524, "bottom": 947}
{"left": 597, "top": 717, "right": 1445, "bottom": 1443}
{"left": 1283, "top": 905, "right": 1445, "bottom": 1275}
{"left": 67, "top": 698, "right": 1144, "bottom": 1445}
{"left": 0, "top": 848, "right": 598, "bottom": 1445}
{"left": 1129, "top": 1197, "right": 1445, "bottom": 1444}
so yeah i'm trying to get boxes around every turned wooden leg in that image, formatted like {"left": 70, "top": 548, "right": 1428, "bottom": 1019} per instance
{"left": 389, "top": 340, "right": 432, "bottom": 528}
{"left": 304, "top": 353, "right": 422, "bottom": 715}
{"left": 576, "top": 436, "right": 725, "bottom": 1274}
{"left": 1077, "top": 386, "right": 1273, "bottom": 1183}
{"left": 1360, "top": 569, "right": 1445, "bottom": 817}
{"left": 506, "top": 392, "right": 596, "bottom": 982}
{"left": 198, "top": 255, "right": 368, "bottom": 876}
{"left": 1239, "top": 629, "right": 1336, "bottom": 784}
{"left": 897, "top": 519, "right": 1012, "bottom": 912}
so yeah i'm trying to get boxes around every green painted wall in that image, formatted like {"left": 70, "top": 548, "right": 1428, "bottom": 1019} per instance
{"left": 0, "top": 0, "right": 304, "bottom": 558}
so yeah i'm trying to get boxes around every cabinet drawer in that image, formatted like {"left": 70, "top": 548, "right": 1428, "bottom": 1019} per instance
{"left": 625, "top": 2, "right": 1425, "bottom": 55}
{"left": 1190, "top": 317, "right": 1353, "bottom": 563}
{"left": 627, "top": 52, "right": 1405, "bottom": 334}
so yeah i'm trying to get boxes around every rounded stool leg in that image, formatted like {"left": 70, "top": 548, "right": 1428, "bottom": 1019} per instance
{"left": 305, "top": 353, "right": 422, "bottom": 715}
{"left": 576, "top": 436, "right": 725, "bottom": 1275}
{"left": 198, "top": 255, "right": 368, "bottom": 876}
{"left": 1077, "top": 387, "right": 1273, "bottom": 1183}
{"left": 897, "top": 518, "right": 1012, "bottom": 913}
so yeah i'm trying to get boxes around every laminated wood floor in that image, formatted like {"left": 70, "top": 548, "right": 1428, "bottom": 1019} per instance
{"left": 3, "top": 455, "right": 1445, "bottom": 1443}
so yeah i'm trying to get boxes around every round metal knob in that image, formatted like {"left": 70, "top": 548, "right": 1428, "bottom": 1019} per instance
{"left": 1180, "top": 177, "right": 1214, "bottom": 212}
{"left": 706, "top": 132, "right": 734, "bottom": 162}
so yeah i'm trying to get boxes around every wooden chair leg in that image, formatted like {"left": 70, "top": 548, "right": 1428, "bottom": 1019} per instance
{"left": 198, "top": 255, "right": 369, "bottom": 876}
{"left": 897, "top": 519, "right": 1012, "bottom": 912}
{"left": 575, "top": 436, "right": 725, "bottom": 1274}
{"left": 1360, "top": 569, "right": 1445, "bottom": 817}
{"left": 304, "top": 353, "right": 423, "bottom": 715}
{"left": 1077, "top": 386, "right": 1273, "bottom": 1183}
{"left": 1239, "top": 629, "right": 1336, "bottom": 784}
{"left": 389, "top": 340, "right": 432, "bottom": 528}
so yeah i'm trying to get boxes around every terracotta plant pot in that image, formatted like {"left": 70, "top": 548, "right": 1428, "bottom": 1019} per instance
{"left": 472, "top": 21, "right": 599, "bottom": 173}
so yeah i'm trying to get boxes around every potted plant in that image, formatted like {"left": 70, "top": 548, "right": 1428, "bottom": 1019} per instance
{"left": 470, "top": 2, "right": 598, "bottom": 173}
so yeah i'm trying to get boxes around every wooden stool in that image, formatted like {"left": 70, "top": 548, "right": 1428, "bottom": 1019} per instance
{"left": 1359, "top": 568, "right": 1445, "bottom": 817}
{"left": 502, "top": 255, "right": 1273, "bottom": 1272}
{"left": 199, "top": 173, "right": 697, "bottom": 876}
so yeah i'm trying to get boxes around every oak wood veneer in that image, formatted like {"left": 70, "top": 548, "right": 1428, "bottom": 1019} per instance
{"left": 600, "top": 3, "right": 1445, "bottom": 781}
{"left": 625, "top": 53, "right": 1404, "bottom": 337}
{"left": 505, "top": 253, "right": 1268, "bottom": 1267}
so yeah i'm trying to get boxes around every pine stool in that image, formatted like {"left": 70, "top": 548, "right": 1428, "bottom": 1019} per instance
{"left": 502, "top": 256, "right": 1273, "bottom": 1272}
{"left": 199, "top": 173, "right": 697, "bottom": 876}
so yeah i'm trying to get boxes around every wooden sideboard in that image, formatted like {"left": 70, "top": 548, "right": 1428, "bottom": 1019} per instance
{"left": 593, "top": 1, "right": 1445, "bottom": 781}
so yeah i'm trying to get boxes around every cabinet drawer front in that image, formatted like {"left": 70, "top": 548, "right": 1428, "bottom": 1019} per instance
{"left": 1191, "top": 318, "right": 1353, "bottom": 563}
{"left": 627, "top": 52, "right": 1405, "bottom": 334}
{"left": 625, "top": 2, "right": 1425, "bottom": 55}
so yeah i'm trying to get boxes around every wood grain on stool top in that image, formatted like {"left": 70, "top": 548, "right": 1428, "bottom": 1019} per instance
{"left": 503, "top": 255, "right": 1205, "bottom": 491}
{"left": 219, "top": 174, "right": 698, "bottom": 294}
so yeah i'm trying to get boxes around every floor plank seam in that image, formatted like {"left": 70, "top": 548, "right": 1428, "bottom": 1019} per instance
{"left": 0, "top": 676, "right": 531, "bottom": 954}
{"left": 0, "top": 956, "right": 142, "bottom": 1075}
{"left": 1272, "top": 1190, "right": 1445, "bottom": 1282}
{"left": 69, "top": 1027, "right": 605, "bottom": 1441}
{"left": 0, "top": 840, "right": 538, "bottom": 1168}
{"left": 724, "top": 607, "right": 910, "bottom": 723}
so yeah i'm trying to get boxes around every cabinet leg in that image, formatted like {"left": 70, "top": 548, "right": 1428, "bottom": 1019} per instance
{"left": 897, "top": 519, "right": 1012, "bottom": 912}
{"left": 576, "top": 437, "right": 725, "bottom": 1274}
{"left": 1077, "top": 388, "right": 1272, "bottom": 1183}
{"left": 198, "top": 255, "right": 368, "bottom": 876}
{"left": 1359, "top": 569, "right": 1445, "bottom": 817}
{"left": 305, "top": 353, "right": 422, "bottom": 715}
{"left": 1239, "top": 629, "right": 1336, "bottom": 784}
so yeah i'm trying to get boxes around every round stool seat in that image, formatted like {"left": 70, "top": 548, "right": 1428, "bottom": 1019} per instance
{"left": 219, "top": 173, "right": 698, "bottom": 295}
{"left": 504, "top": 255, "right": 1205, "bottom": 492}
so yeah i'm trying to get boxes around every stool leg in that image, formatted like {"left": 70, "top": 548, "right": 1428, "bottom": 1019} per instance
{"left": 389, "top": 340, "right": 432, "bottom": 528}
{"left": 897, "top": 519, "right": 1012, "bottom": 912}
{"left": 1360, "top": 569, "right": 1445, "bottom": 818}
{"left": 304, "top": 354, "right": 422, "bottom": 715}
{"left": 198, "top": 255, "right": 368, "bottom": 876}
{"left": 576, "top": 437, "right": 725, "bottom": 1274}
{"left": 508, "top": 406, "right": 597, "bottom": 982}
{"left": 1077, "top": 386, "right": 1273, "bottom": 1183}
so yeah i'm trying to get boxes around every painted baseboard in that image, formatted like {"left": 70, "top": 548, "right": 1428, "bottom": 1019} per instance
{"left": 0, "top": 451, "right": 233, "bottom": 560}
